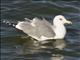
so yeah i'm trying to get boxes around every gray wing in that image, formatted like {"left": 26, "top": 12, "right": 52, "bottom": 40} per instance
{"left": 16, "top": 17, "right": 55, "bottom": 39}
{"left": 32, "top": 18, "right": 55, "bottom": 38}
{"left": 16, "top": 21, "right": 41, "bottom": 38}
{"left": 24, "top": 18, "right": 32, "bottom": 22}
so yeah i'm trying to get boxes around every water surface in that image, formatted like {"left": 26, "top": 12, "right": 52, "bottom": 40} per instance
{"left": 1, "top": 0, "right": 80, "bottom": 60}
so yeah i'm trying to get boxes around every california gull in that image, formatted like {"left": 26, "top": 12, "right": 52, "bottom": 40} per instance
{"left": 15, "top": 15, "right": 72, "bottom": 41}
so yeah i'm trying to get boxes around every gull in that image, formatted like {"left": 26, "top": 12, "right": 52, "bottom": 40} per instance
{"left": 15, "top": 15, "right": 72, "bottom": 41}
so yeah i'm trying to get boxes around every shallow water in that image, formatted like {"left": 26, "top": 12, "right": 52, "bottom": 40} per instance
{"left": 1, "top": 0, "right": 80, "bottom": 60}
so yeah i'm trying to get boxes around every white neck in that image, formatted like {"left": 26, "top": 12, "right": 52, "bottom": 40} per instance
{"left": 53, "top": 22, "right": 66, "bottom": 39}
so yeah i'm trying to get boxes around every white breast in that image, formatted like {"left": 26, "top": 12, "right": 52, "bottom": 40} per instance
{"left": 53, "top": 24, "right": 66, "bottom": 39}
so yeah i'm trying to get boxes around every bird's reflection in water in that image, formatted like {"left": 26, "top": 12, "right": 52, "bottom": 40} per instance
{"left": 16, "top": 38, "right": 66, "bottom": 60}
{"left": 50, "top": 39, "right": 66, "bottom": 60}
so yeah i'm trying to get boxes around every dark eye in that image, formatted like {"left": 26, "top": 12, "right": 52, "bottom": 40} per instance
{"left": 60, "top": 18, "right": 62, "bottom": 20}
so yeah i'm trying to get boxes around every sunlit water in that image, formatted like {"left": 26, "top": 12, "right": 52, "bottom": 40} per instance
{"left": 1, "top": 0, "right": 80, "bottom": 60}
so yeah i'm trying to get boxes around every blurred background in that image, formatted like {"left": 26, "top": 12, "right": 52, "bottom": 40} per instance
{"left": 1, "top": 0, "right": 80, "bottom": 60}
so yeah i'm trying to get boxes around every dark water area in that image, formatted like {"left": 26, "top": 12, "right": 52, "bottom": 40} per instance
{"left": 1, "top": 0, "right": 80, "bottom": 60}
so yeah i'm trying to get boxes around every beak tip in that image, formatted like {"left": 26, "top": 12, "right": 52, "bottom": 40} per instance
{"left": 66, "top": 20, "right": 72, "bottom": 24}
{"left": 70, "top": 21, "right": 72, "bottom": 24}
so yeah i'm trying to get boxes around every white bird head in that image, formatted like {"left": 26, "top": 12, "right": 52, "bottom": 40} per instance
{"left": 53, "top": 15, "right": 72, "bottom": 25}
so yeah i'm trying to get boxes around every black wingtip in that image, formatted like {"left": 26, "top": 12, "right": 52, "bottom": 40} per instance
{"left": 1, "top": 19, "right": 17, "bottom": 28}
